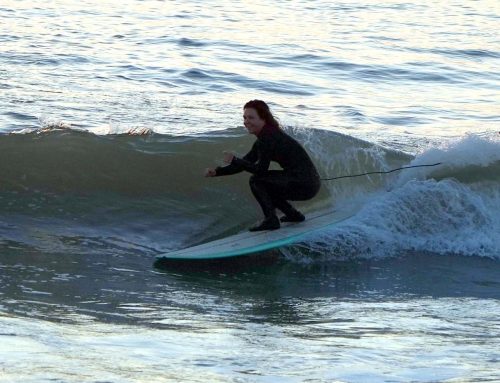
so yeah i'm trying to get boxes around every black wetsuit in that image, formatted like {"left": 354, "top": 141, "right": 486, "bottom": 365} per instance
{"left": 215, "top": 125, "right": 321, "bottom": 219}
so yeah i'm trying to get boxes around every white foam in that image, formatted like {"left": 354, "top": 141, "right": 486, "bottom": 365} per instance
{"left": 396, "top": 133, "right": 500, "bottom": 184}
{"left": 292, "top": 134, "right": 500, "bottom": 261}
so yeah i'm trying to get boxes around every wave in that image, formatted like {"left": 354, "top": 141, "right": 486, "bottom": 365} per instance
{"left": 0, "top": 126, "right": 408, "bottom": 196}
{"left": 0, "top": 128, "right": 498, "bottom": 260}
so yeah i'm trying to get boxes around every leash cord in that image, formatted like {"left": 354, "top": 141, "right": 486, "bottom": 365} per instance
{"left": 320, "top": 162, "right": 442, "bottom": 181}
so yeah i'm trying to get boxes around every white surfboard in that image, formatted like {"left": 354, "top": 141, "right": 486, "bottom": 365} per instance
{"left": 154, "top": 209, "right": 353, "bottom": 263}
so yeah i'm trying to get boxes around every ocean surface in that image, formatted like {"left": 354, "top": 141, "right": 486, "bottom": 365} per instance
{"left": 1, "top": 1, "right": 499, "bottom": 382}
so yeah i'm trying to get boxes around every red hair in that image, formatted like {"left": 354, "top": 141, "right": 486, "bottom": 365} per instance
{"left": 243, "top": 100, "right": 281, "bottom": 129}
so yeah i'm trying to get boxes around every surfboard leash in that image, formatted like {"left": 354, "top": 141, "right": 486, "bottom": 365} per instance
{"left": 320, "top": 162, "right": 442, "bottom": 181}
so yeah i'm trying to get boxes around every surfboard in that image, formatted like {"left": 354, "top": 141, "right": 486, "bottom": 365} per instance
{"left": 154, "top": 209, "right": 353, "bottom": 263}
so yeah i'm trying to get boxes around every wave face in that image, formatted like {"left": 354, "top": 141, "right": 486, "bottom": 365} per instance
{"left": 0, "top": 129, "right": 498, "bottom": 260}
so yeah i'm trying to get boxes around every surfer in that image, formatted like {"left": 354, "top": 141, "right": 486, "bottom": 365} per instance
{"left": 205, "top": 100, "right": 321, "bottom": 231}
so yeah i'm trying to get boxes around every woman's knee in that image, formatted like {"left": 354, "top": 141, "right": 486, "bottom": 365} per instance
{"left": 249, "top": 174, "right": 257, "bottom": 186}
{"left": 249, "top": 175, "right": 263, "bottom": 192}
{"left": 249, "top": 174, "right": 268, "bottom": 186}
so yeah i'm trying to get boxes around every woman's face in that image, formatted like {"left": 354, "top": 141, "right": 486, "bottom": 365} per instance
{"left": 243, "top": 107, "right": 266, "bottom": 135}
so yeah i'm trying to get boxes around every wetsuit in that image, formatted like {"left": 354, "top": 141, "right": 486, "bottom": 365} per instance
{"left": 215, "top": 125, "right": 321, "bottom": 222}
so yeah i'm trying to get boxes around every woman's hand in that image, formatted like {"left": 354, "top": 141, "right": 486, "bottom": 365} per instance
{"left": 223, "top": 151, "right": 235, "bottom": 164}
{"left": 204, "top": 168, "right": 217, "bottom": 177}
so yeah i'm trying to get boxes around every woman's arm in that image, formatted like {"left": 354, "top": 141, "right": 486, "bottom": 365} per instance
{"left": 214, "top": 142, "right": 259, "bottom": 176}
{"left": 231, "top": 140, "right": 272, "bottom": 175}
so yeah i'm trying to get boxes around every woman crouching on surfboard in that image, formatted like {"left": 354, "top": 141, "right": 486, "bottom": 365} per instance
{"left": 205, "top": 100, "right": 321, "bottom": 232}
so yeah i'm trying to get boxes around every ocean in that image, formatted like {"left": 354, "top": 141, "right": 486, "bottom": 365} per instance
{"left": 1, "top": 1, "right": 499, "bottom": 382}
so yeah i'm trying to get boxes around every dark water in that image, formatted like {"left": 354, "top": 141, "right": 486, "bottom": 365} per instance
{"left": 1, "top": 248, "right": 499, "bottom": 382}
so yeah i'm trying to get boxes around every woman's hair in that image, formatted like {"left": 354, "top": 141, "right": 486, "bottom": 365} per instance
{"left": 244, "top": 100, "right": 281, "bottom": 129}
